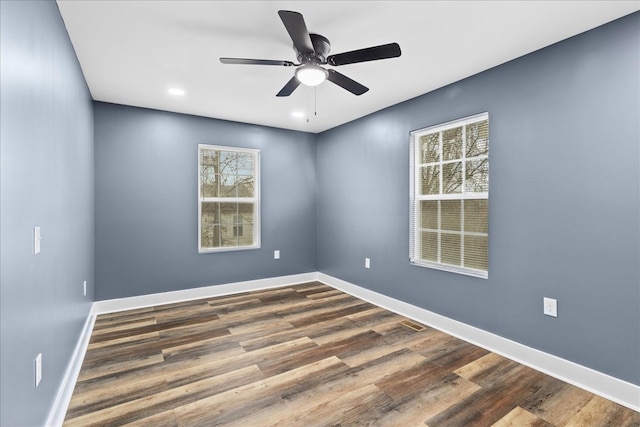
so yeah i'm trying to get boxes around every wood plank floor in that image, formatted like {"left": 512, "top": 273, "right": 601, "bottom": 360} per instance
{"left": 64, "top": 282, "right": 640, "bottom": 426}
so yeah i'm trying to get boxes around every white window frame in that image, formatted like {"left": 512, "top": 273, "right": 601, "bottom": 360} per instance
{"left": 409, "top": 112, "right": 489, "bottom": 278}
{"left": 198, "top": 144, "right": 260, "bottom": 253}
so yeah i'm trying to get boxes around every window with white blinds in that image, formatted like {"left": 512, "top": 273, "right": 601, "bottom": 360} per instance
{"left": 198, "top": 145, "right": 260, "bottom": 252}
{"left": 410, "top": 113, "right": 489, "bottom": 278}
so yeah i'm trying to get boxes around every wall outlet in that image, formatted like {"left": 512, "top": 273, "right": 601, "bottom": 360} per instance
{"left": 35, "top": 353, "right": 42, "bottom": 387}
{"left": 274, "top": 250, "right": 280, "bottom": 260}
{"left": 365, "top": 258, "right": 370, "bottom": 269}
{"left": 543, "top": 297, "right": 558, "bottom": 317}
{"left": 83, "top": 280, "right": 87, "bottom": 296}
{"left": 33, "top": 227, "right": 41, "bottom": 255}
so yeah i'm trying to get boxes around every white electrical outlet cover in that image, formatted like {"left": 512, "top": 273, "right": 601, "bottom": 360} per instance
{"left": 365, "top": 258, "right": 370, "bottom": 269}
{"left": 543, "top": 297, "right": 558, "bottom": 317}
{"left": 274, "top": 250, "right": 280, "bottom": 260}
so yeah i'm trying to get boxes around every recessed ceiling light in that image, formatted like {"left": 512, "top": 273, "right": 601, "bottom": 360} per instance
{"left": 168, "top": 88, "right": 185, "bottom": 96}
{"left": 291, "top": 111, "right": 305, "bottom": 118}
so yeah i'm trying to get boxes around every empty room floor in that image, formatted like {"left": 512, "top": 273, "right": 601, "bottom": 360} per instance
{"left": 64, "top": 282, "right": 640, "bottom": 426}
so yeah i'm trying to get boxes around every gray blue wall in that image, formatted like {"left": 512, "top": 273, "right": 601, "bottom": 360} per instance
{"left": 0, "top": 1, "right": 94, "bottom": 426}
{"left": 317, "top": 12, "right": 640, "bottom": 386}
{"left": 94, "top": 103, "right": 317, "bottom": 300}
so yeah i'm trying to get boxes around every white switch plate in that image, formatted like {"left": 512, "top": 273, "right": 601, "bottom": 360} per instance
{"left": 274, "top": 250, "right": 280, "bottom": 260}
{"left": 543, "top": 297, "right": 558, "bottom": 317}
{"left": 35, "top": 353, "right": 42, "bottom": 387}
{"left": 83, "top": 280, "right": 87, "bottom": 296}
{"left": 365, "top": 258, "right": 370, "bottom": 269}
{"left": 34, "top": 227, "right": 41, "bottom": 254}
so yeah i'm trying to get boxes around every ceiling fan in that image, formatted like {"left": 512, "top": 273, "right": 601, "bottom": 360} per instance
{"left": 220, "top": 10, "right": 401, "bottom": 97}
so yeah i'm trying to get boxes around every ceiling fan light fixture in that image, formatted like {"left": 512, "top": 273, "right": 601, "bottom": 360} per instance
{"left": 295, "top": 64, "right": 328, "bottom": 87}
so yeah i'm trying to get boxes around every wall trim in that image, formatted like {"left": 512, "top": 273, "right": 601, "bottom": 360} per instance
{"left": 91, "top": 272, "right": 318, "bottom": 315}
{"left": 46, "top": 312, "right": 96, "bottom": 427}
{"left": 317, "top": 272, "right": 640, "bottom": 412}
{"left": 50, "top": 271, "right": 639, "bottom": 424}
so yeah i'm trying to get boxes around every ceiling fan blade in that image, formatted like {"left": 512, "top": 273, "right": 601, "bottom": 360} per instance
{"left": 276, "top": 76, "right": 301, "bottom": 97}
{"left": 220, "top": 58, "right": 295, "bottom": 67}
{"left": 326, "top": 70, "right": 369, "bottom": 95}
{"left": 327, "top": 42, "right": 401, "bottom": 66}
{"left": 278, "top": 10, "right": 314, "bottom": 55}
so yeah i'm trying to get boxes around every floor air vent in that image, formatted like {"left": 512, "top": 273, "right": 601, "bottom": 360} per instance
{"left": 399, "top": 319, "right": 426, "bottom": 331}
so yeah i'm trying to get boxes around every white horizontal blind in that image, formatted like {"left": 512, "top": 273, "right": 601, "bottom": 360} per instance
{"left": 198, "top": 144, "right": 260, "bottom": 252}
{"left": 410, "top": 113, "right": 489, "bottom": 278}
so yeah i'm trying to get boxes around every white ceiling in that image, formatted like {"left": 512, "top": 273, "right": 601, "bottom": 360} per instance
{"left": 56, "top": 1, "right": 638, "bottom": 134}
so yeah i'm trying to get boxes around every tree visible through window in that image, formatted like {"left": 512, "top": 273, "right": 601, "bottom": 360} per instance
{"left": 410, "top": 113, "right": 489, "bottom": 278}
{"left": 198, "top": 145, "right": 260, "bottom": 252}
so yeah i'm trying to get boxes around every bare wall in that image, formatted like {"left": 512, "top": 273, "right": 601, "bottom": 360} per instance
{"left": 0, "top": 1, "right": 94, "bottom": 425}
{"left": 316, "top": 12, "right": 640, "bottom": 386}
{"left": 93, "top": 103, "right": 317, "bottom": 300}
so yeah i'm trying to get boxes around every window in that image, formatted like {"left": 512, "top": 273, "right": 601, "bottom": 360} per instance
{"left": 198, "top": 145, "right": 260, "bottom": 252}
{"left": 410, "top": 113, "right": 489, "bottom": 278}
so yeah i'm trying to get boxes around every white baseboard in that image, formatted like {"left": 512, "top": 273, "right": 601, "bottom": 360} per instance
{"left": 92, "top": 272, "right": 318, "bottom": 315}
{"left": 317, "top": 272, "right": 640, "bottom": 412}
{"left": 46, "top": 312, "right": 96, "bottom": 427}
{"left": 50, "top": 271, "right": 639, "bottom": 424}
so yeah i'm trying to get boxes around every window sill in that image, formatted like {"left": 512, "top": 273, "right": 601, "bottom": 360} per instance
{"left": 410, "top": 259, "right": 488, "bottom": 279}
{"left": 199, "top": 244, "right": 261, "bottom": 254}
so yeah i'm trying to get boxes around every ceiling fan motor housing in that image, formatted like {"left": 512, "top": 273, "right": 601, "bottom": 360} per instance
{"left": 296, "top": 33, "right": 331, "bottom": 64}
